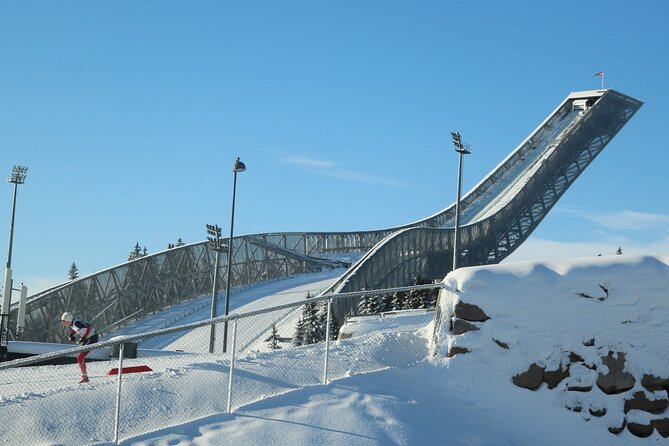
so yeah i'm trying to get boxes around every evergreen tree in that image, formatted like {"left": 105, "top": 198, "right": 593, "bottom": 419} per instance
{"left": 406, "top": 275, "right": 433, "bottom": 309}
{"left": 128, "top": 242, "right": 143, "bottom": 261}
{"left": 318, "top": 302, "right": 340, "bottom": 340}
{"left": 390, "top": 291, "right": 406, "bottom": 310}
{"left": 406, "top": 288, "right": 423, "bottom": 309}
{"left": 378, "top": 292, "right": 393, "bottom": 313}
{"left": 357, "top": 292, "right": 379, "bottom": 315}
{"left": 301, "top": 302, "right": 322, "bottom": 345}
{"left": 292, "top": 317, "right": 305, "bottom": 347}
{"left": 68, "top": 262, "right": 79, "bottom": 280}
{"left": 267, "top": 324, "right": 281, "bottom": 350}
{"left": 416, "top": 291, "right": 432, "bottom": 309}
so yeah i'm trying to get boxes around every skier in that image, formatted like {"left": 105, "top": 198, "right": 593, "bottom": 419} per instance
{"left": 61, "top": 312, "right": 99, "bottom": 383}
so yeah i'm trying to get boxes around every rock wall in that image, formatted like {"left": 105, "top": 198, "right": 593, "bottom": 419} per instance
{"left": 445, "top": 297, "right": 669, "bottom": 438}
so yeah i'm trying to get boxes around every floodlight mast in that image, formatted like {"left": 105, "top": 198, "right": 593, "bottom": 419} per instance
{"left": 451, "top": 133, "right": 471, "bottom": 271}
{"left": 206, "top": 224, "right": 226, "bottom": 354}
{"left": 223, "top": 157, "right": 246, "bottom": 353}
{"left": 2, "top": 165, "right": 28, "bottom": 359}
{"left": 5, "top": 165, "right": 27, "bottom": 270}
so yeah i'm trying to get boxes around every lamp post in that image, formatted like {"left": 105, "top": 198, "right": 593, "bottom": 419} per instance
{"left": 223, "top": 157, "right": 246, "bottom": 353}
{"left": 2, "top": 165, "right": 28, "bottom": 359}
{"left": 451, "top": 132, "right": 470, "bottom": 271}
{"left": 206, "top": 224, "right": 227, "bottom": 353}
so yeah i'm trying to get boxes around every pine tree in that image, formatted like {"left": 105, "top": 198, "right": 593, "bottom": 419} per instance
{"left": 390, "top": 291, "right": 406, "bottom": 311}
{"left": 416, "top": 291, "right": 431, "bottom": 309}
{"left": 318, "top": 302, "right": 340, "bottom": 340}
{"left": 406, "top": 288, "right": 423, "bottom": 309}
{"left": 292, "top": 317, "right": 305, "bottom": 347}
{"left": 267, "top": 324, "right": 282, "bottom": 350}
{"left": 406, "top": 275, "right": 431, "bottom": 309}
{"left": 301, "top": 302, "right": 322, "bottom": 345}
{"left": 367, "top": 294, "right": 379, "bottom": 314}
{"left": 357, "top": 293, "right": 379, "bottom": 315}
{"left": 68, "top": 262, "right": 79, "bottom": 280}
{"left": 378, "top": 292, "right": 393, "bottom": 313}
{"left": 128, "top": 242, "right": 143, "bottom": 261}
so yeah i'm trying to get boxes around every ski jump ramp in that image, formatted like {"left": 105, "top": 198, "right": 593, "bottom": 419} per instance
{"left": 14, "top": 89, "right": 642, "bottom": 342}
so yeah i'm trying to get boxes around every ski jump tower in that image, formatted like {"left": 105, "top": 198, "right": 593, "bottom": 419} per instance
{"left": 13, "top": 89, "right": 642, "bottom": 342}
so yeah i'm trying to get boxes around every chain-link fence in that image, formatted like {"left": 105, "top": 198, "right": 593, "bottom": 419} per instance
{"left": 0, "top": 284, "right": 442, "bottom": 445}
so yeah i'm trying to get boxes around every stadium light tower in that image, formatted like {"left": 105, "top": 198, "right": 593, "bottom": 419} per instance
{"left": 2, "top": 165, "right": 28, "bottom": 359}
{"left": 223, "top": 157, "right": 246, "bottom": 353}
{"left": 451, "top": 132, "right": 471, "bottom": 271}
{"left": 206, "top": 223, "right": 227, "bottom": 354}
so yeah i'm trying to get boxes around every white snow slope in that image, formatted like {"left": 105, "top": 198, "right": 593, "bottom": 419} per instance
{"left": 1, "top": 254, "right": 668, "bottom": 445}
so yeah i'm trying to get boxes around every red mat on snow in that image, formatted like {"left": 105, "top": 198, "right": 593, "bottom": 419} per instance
{"left": 107, "top": 365, "right": 153, "bottom": 375}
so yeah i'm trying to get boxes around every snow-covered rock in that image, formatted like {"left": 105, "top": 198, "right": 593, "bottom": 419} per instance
{"left": 435, "top": 254, "right": 669, "bottom": 439}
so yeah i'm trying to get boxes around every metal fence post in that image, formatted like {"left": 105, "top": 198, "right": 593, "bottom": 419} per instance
{"left": 113, "top": 342, "right": 125, "bottom": 445}
{"left": 322, "top": 298, "right": 332, "bottom": 385}
{"left": 226, "top": 320, "right": 237, "bottom": 413}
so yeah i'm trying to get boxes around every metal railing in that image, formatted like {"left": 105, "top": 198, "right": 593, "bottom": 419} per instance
{"left": 0, "top": 283, "right": 443, "bottom": 445}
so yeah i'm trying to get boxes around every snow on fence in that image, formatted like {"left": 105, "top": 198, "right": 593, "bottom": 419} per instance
{"left": 0, "top": 283, "right": 443, "bottom": 445}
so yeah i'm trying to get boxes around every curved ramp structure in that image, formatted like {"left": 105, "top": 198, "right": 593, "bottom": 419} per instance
{"left": 12, "top": 89, "right": 642, "bottom": 342}
{"left": 323, "top": 89, "right": 642, "bottom": 316}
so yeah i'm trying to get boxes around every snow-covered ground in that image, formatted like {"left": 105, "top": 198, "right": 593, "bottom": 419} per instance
{"left": 1, "top": 254, "right": 668, "bottom": 445}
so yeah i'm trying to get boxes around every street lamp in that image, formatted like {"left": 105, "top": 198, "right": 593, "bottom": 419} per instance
{"left": 223, "top": 157, "right": 246, "bottom": 353}
{"left": 451, "top": 132, "right": 470, "bottom": 271}
{"left": 206, "top": 223, "right": 227, "bottom": 353}
{"left": 2, "top": 165, "right": 28, "bottom": 359}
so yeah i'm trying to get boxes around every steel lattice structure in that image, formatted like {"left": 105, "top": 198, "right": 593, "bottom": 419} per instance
{"left": 323, "top": 89, "right": 642, "bottom": 317}
{"left": 11, "top": 89, "right": 642, "bottom": 341}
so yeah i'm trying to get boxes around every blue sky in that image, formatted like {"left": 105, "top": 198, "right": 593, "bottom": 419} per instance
{"left": 1, "top": 0, "right": 668, "bottom": 294}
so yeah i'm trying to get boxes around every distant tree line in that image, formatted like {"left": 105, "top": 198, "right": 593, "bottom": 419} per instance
{"left": 65, "top": 238, "right": 187, "bottom": 282}
{"left": 128, "top": 242, "right": 148, "bottom": 261}
{"left": 291, "top": 275, "right": 438, "bottom": 348}
{"left": 356, "top": 275, "right": 438, "bottom": 316}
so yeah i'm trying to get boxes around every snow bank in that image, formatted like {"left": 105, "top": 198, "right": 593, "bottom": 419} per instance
{"left": 434, "top": 254, "right": 669, "bottom": 442}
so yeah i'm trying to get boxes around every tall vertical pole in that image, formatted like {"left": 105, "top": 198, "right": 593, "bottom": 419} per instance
{"left": 223, "top": 171, "right": 237, "bottom": 353}
{"left": 2, "top": 182, "right": 19, "bottom": 315}
{"left": 322, "top": 298, "right": 332, "bottom": 385}
{"left": 451, "top": 133, "right": 470, "bottom": 272}
{"left": 208, "top": 248, "right": 221, "bottom": 353}
{"left": 223, "top": 157, "right": 245, "bottom": 353}
{"left": 226, "top": 320, "right": 237, "bottom": 413}
{"left": 6, "top": 181, "right": 19, "bottom": 270}
{"left": 113, "top": 342, "right": 125, "bottom": 445}
{"left": 2, "top": 165, "right": 27, "bottom": 359}
{"left": 453, "top": 152, "right": 465, "bottom": 271}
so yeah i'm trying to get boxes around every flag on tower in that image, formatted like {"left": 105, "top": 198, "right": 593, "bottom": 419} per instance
{"left": 593, "top": 72, "right": 605, "bottom": 89}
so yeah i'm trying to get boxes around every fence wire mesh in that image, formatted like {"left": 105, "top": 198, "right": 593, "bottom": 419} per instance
{"left": 0, "top": 284, "right": 441, "bottom": 445}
